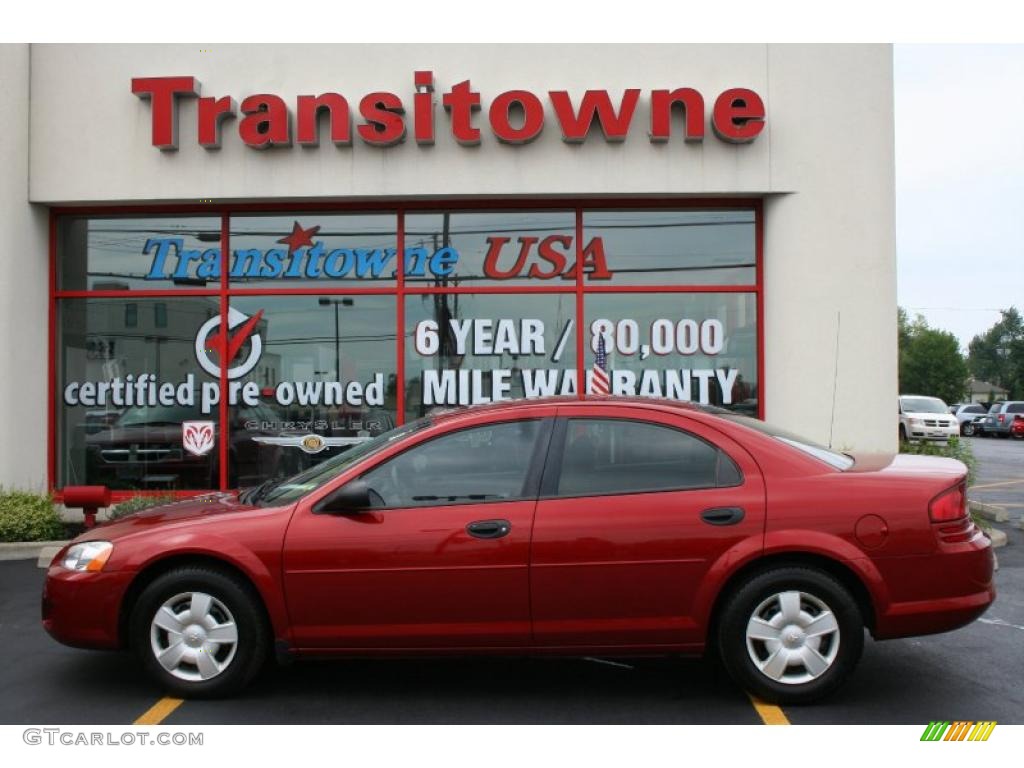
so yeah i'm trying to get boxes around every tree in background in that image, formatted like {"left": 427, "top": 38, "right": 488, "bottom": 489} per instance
{"left": 898, "top": 309, "right": 969, "bottom": 404}
{"left": 968, "top": 307, "right": 1023, "bottom": 398}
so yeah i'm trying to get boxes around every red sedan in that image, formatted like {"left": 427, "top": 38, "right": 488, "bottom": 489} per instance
{"left": 43, "top": 397, "right": 995, "bottom": 703}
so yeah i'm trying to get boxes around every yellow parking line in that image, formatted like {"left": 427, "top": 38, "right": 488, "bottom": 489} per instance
{"left": 748, "top": 693, "right": 790, "bottom": 725}
{"left": 971, "top": 478, "right": 1024, "bottom": 490}
{"left": 134, "top": 696, "right": 184, "bottom": 725}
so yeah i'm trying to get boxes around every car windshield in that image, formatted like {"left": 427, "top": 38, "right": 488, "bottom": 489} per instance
{"left": 715, "top": 411, "right": 854, "bottom": 470}
{"left": 256, "top": 418, "right": 432, "bottom": 506}
{"left": 900, "top": 397, "right": 948, "bottom": 414}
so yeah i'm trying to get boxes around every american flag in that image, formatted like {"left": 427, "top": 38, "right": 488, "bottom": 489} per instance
{"left": 590, "top": 335, "right": 610, "bottom": 395}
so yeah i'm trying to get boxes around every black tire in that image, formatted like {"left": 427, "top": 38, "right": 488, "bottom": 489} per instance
{"left": 898, "top": 425, "right": 907, "bottom": 443}
{"left": 962, "top": 421, "right": 975, "bottom": 437}
{"left": 716, "top": 567, "right": 864, "bottom": 705}
{"left": 130, "top": 565, "right": 269, "bottom": 699}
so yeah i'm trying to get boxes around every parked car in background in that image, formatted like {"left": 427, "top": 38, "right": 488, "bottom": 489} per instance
{"left": 898, "top": 396, "right": 959, "bottom": 442}
{"left": 1011, "top": 414, "right": 1024, "bottom": 440}
{"left": 85, "top": 402, "right": 289, "bottom": 490}
{"left": 44, "top": 397, "right": 994, "bottom": 705}
{"left": 949, "top": 403, "right": 988, "bottom": 437}
{"left": 979, "top": 401, "right": 1024, "bottom": 439}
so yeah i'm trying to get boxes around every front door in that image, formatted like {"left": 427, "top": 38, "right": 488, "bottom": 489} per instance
{"left": 530, "top": 409, "right": 765, "bottom": 648}
{"left": 283, "top": 416, "right": 552, "bottom": 649}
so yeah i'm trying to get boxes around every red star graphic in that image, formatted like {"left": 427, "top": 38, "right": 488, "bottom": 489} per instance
{"left": 277, "top": 221, "right": 321, "bottom": 253}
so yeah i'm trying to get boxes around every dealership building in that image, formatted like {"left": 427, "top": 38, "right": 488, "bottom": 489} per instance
{"left": 0, "top": 44, "right": 896, "bottom": 499}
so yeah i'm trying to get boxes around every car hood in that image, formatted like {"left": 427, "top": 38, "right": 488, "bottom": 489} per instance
{"left": 902, "top": 411, "right": 956, "bottom": 421}
{"left": 85, "top": 425, "right": 181, "bottom": 445}
{"left": 81, "top": 493, "right": 261, "bottom": 541}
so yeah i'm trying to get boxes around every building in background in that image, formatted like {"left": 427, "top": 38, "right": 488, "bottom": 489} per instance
{"left": 0, "top": 44, "right": 896, "bottom": 498}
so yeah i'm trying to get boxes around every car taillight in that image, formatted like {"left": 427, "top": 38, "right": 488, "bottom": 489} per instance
{"left": 929, "top": 483, "right": 967, "bottom": 522}
{"left": 998, "top": 414, "right": 1005, "bottom": 423}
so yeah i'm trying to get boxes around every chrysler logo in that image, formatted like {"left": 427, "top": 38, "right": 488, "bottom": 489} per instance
{"left": 252, "top": 434, "right": 371, "bottom": 454}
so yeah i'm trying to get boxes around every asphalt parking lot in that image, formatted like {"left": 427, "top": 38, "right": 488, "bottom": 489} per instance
{"left": 1, "top": 438, "right": 1021, "bottom": 726}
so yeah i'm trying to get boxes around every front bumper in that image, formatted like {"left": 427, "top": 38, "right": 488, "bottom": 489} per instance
{"left": 905, "top": 424, "right": 960, "bottom": 441}
{"left": 42, "top": 564, "right": 134, "bottom": 650}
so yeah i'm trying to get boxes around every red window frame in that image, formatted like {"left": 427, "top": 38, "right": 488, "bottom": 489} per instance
{"left": 49, "top": 198, "right": 764, "bottom": 502}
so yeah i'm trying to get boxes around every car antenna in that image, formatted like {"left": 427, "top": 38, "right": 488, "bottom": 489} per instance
{"left": 829, "top": 311, "right": 841, "bottom": 448}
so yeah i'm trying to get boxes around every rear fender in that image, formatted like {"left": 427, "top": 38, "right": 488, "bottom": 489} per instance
{"left": 763, "top": 529, "right": 890, "bottom": 614}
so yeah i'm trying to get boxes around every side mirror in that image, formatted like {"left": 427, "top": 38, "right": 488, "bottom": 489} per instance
{"left": 315, "top": 480, "right": 373, "bottom": 514}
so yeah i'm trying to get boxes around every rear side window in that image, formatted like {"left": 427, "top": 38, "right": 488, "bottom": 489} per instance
{"left": 361, "top": 420, "right": 542, "bottom": 508}
{"left": 965, "top": 405, "right": 985, "bottom": 414}
{"left": 1008, "top": 403, "right": 1024, "bottom": 414}
{"left": 554, "top": 419, "right": 740, "bottom": 497}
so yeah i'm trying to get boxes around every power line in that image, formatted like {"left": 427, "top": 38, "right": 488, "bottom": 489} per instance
{"left": 905, "top": 306, "right": 1006, "bottom": 312}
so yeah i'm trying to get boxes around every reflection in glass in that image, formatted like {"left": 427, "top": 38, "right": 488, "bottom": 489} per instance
{"left": 361, "top": 421, "right": 542, "bottom": 508}
{"left": 404, "top": 293, "right": 577, "bottom": 421}
{"left": 583, "top": 293, "right": 758, "bottom": 413}
{"left": 228, "top": 214, "right": 397, "bottom": 287}
{"left": 57, "top": 298, "right": 221, "bottom": 490}
{"left": 229, "top": 296, "right": 399, "bottom": 484}
{"left": 58, "top": 216, "right": 221, "bottom": 291}
{"left": 583, "top": 210, "right": 756, "bottom": 286}
{"left": 404, "top": 211, "right": 576, "bottom": 286}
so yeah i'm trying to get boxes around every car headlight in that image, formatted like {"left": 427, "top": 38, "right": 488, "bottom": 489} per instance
{"left": 61, "top": 541, "right": 114, "bottom": 572}
{"left": 909, "top": 418, "right": 924, "bottom": 426}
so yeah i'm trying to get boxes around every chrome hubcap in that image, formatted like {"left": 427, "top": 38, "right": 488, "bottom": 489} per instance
{"left": 150, "top": 591, "right": 238, "bottom": 682}
{"left": 745, "top": 590, "right": 840, "bottom": 685}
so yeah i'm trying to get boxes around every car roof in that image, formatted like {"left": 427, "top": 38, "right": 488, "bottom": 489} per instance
{"left": 428, "top": 395, "right": 713, "bottom": 425}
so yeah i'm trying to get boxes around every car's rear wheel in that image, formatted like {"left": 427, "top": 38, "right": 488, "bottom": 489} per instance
{"left": 717, "top": 567, "right": 864, "bottom": 705}
{"left": 962, "top": 421, "right": 975, "bottom": 437}
{"left": 130, "top": 566, "right": 268, "bottom": 698}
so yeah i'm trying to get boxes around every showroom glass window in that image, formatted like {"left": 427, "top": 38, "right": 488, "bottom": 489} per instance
{"left": 53, "top": 205, "right": 760, "bottom": 497}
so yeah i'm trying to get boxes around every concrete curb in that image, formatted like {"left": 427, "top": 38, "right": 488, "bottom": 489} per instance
{"left": 971, "top": 500, "right": 1010, "bottom": 523}
{"left": 0, "top": 540, "right": 69, "bottom": 562}
{"left": 37, "top": 545, "right": 66, "bottom": 568}
{"left": 985, "top": 527, "right": 1008, "bottom": 549}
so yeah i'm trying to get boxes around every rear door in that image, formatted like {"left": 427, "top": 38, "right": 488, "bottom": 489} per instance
{"left": 530, "top": 406, "right": 765, "bottom": 648}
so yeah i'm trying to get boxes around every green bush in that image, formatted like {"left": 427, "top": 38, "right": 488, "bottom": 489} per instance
{"left": 899, "top": 435, "right": 977, "bottom": 486}
{"left": 0, "top": 489, "right": 65, "bottom": 542}
{"left": 108, "top": 494, "right": 176, "bottom": 520}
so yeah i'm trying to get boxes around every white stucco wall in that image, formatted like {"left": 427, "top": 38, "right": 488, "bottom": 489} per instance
{"left": 14, "top": 43, "right": 896, "bottom": 466}
{"left": 0, "top": 44, "right": 49, "bottom": 491}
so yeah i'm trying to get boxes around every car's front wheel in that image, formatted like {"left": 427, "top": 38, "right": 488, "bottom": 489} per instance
{"left": 130, "top": 566, "right": 269, "bottom": 698}
{"left": 717, "top": 567, "right": 864, "bottom": 705}
{"left": 962, "top": 421, "right": 975, "bottom": 437}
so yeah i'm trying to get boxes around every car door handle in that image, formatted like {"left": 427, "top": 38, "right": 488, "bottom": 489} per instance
{"left": 700, "top": 507, "right": 745, "bottom": 526}
{"left": 466, "top": 519, "right": 511, "bottom": 539}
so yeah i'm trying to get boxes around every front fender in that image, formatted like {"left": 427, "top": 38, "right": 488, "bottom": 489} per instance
{"left": 119, "top": 533, "right": 291, "bottom": 643}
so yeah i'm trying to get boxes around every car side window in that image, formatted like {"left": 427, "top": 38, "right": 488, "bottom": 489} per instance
{"left": 1008, "top": 404, "right": 1024, "bottom": 414}
{"left": 361, "top": 420, "right": 542, "bottom": 509}
{"left": 554, "top": 419, "right": 741, "bottom": 497}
